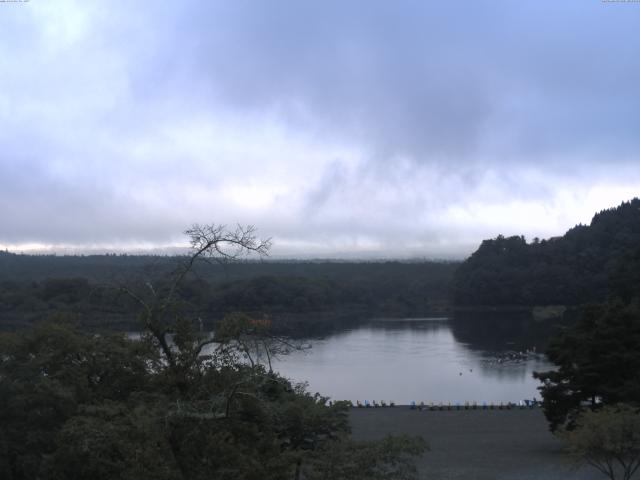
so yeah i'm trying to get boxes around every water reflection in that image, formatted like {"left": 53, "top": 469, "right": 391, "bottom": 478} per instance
{"left": 450, "top": 310, "right": 558, "bottom": 353}
{"left": 273, "top": 315, "right": 556, "bottom": 404}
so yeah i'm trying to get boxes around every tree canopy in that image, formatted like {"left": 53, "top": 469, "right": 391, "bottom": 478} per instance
{"left": 534, "top": 301, "right": 640, "bottom": 432}
{"left": 0, "top": 224, "right": 426, "bottom": 479}
{"left": 453, "top": 198, "right": 640, "bottom": 306}
{"left": 561, "top": 404, "right": 640, "bottom": 480}
{"left": 0, "top": 260, "right": 455, "bottom": 332}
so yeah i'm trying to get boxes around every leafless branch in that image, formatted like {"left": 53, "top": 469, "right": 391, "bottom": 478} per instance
{"left": 161, "top": 223, "right": 271, "bottom": 313}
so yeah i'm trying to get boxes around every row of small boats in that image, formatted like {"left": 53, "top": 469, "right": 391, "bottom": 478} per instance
{"left": 344, "top": 399, "right": 540, "bottom": 409}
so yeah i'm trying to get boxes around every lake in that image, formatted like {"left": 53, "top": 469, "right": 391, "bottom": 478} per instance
{"left": 271, "top": 315, "right": 556, "bottom": 405}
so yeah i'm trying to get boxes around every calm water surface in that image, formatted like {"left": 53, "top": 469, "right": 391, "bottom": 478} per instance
{"left": 272, "top": 317, "right": 554, "bottom": 404}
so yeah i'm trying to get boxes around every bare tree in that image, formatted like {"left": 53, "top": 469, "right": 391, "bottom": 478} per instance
{"left": 120, "top": 224, "right": 271, "bottom": 380}
{"left": 215, "top": 312, "right": 309, "bottom": 373}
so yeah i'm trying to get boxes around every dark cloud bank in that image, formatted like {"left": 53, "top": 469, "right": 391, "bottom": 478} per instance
{"left": 0, "top": 1, "right": 639, "bottom": 257}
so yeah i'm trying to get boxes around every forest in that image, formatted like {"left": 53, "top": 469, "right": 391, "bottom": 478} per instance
{"left": 0, "top": 225, "right": 428, "bottom": 480}
{"left": 2, "top": 202, "right": 640, "bottom": 479}
{"left": 3, "top": 199, "right": 640, "bottom": 334}
{"left": 0, "top": 253, "right": 456, "bottom": 332}
{"left": 453, "top": 198, "right": 640, "bottom": 307}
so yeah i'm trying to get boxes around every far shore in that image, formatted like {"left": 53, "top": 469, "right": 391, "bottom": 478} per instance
{"left": 369, "top": 316, "right": 450, "bottom": 322}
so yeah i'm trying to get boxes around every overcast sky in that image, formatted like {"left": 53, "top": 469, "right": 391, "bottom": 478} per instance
{"left": 1, "top": 0, "right": 639, "bottom": 258}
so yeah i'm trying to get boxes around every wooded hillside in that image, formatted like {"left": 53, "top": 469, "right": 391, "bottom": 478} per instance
{"left": 453, "top": 198, "right": 640, "bottom": 306}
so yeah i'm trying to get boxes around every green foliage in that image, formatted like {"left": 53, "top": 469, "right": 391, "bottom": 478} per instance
{"left": 534, "top": 301, "right": 640, "bottom": 431}
{"left": 560, "top": 404, "right": 640, "bottom": 480}
{"left": 0, "top": 260, "right": 456, "bottom": 332}
{"left": 52, "top": 403, "right": 180, "bottom": 480}
{"left": 0, "top": 322, "right": 154, "bottom": 479}
{"left": 0, "top": 321, "right": 425, "bottom": 479}
{"left": 454, "top": 198, "right": 640, "bottom": 306}
{"left": 1, "top": 225, "right": 426, "bottom": 478}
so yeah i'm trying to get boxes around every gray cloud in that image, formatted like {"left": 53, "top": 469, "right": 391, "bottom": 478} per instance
{"left": 0, "top": 0, "right": 639, "bottom": 257}
{"left": 161, "top": 0, "right": 640, "bottom": 161}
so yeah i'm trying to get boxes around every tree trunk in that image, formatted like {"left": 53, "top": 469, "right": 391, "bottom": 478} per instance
{"left": 293, "top": 458, "right": 302, "bottom": 480}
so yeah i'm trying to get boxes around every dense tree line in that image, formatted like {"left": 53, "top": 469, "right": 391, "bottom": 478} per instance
{"left": 532, "top": 298, "right": 640, "bottom": 480}
{"left": 534, "top": 301, "right": 640, "bottom": 431}
{"left": 0, "top": 251, "right": 456, "bottom": 285}
{"left": 0, "top": 260, "right": 456, "bottom": 332}
{"left": 0, "top": 319, "right": 425, "bottom": 480}
{"left": 0, "top": 224, "right": 426, "bottom": 479}
{"left": 453, "top": 198, "right": 640, "bottom": 306}
{"left": 449, "top": 199, "right": 640, "bottom": 453}
{"left": 487, "top": 201, "right": 640, "bottom": 479}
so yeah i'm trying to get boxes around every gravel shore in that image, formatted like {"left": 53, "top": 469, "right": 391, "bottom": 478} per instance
{"left": 349, "top": 408, "right": 608, "bottom": 480}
